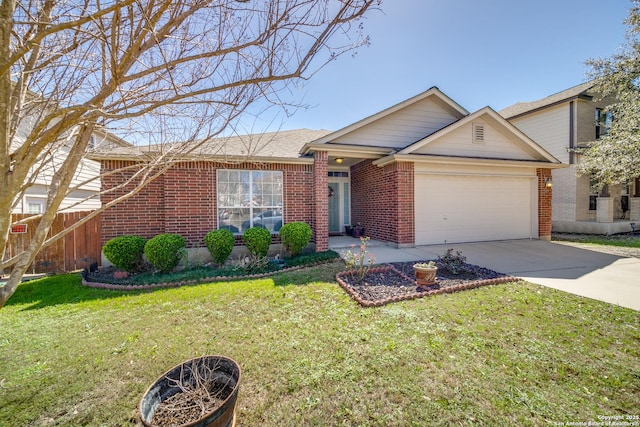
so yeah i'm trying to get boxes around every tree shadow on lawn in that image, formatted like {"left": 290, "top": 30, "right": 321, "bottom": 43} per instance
{"left": 8, "top": 261, "right": 346, "bottom": 310}
{"left": 5, "top": 273, "right": 149, "bottom": 311}
{"left": 270, "top": 261, "right": 344, "bottom": 287}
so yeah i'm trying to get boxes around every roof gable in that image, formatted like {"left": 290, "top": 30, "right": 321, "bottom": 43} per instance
{"left": 500, "top": 81, "right": 593, "bottom": 119}
{"left": 307, "top": 87, "right": 468, "bottom": 150}
{"left": 400, "top": 107, "right": 560, "bottom": 163}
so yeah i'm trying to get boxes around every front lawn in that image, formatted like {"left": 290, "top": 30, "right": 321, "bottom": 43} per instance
{"left": 1, "top": 262, "right": 638, "bottom": 426}
{"left": 553, "top": 233, "right": 640, "bottom": 248}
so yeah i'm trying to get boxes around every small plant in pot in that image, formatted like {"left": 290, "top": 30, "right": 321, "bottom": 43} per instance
{"left": 413, "top": 261, "right": 438, "bottom": 287}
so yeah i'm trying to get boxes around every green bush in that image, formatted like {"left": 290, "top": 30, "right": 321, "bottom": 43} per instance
{"left": 242, "top": 227, "right": 272, "bottom": 257}
{"left": 144, "top": 234, "right": 186, "bottom": 273}
{"left": 102, "top": 235, "right": 147, "bottom": 272}
{"left": 437, "top": 248, "right": 469, "bottom": 275}
{"left": 204, "top": 229, "right": 236, "bottom": 265}
{"left": 279, "top": 222, "right": 312, "bottom": 256}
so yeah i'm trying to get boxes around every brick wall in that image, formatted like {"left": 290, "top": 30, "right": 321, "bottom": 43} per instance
{"left": 537, "top": 168, "right": 553, "bottom": 240}
{"left": 313, "top": 152, "right": 329, "bottom": 251}
{"left": 101, "top": 160, "right": 166, "bottom": 243}
{"left": 101, "top": 160, "right": 314, "bottom": 248}
{"left": 351, "top": 159, "right": 415, "bottom": 246}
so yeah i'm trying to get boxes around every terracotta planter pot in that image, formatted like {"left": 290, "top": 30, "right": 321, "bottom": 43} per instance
{"left": 139, "top": 355, "right": 241, "bottom": 427}
{"left": 414, "top": 266, "right": 438, "bottom": 286}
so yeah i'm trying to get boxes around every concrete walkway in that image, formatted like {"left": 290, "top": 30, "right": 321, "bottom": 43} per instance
{"left": 329, "top": 237, "right": 640, "bottom": 311}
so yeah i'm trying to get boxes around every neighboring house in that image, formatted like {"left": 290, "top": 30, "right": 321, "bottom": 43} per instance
{"left": 500, "top": 82, "right": 638, "bottom": 234}
{"left": 94, "top": 87, "right": 563, "bottom": 255}
{"left": 12, "top": 127, "right": 131, "bottom": 215}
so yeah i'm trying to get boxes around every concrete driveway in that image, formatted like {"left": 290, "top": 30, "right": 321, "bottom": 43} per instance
{"left": 332, "top": 238, "right": 640, "bottom": 311}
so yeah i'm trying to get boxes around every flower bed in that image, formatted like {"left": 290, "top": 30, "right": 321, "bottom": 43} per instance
{"left": 336, "top": 262, "right": 518, "bottom": 307}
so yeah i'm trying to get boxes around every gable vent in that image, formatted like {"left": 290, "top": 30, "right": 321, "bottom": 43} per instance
{"left": 473, "top": 123, "right": 484, "bottom": 144}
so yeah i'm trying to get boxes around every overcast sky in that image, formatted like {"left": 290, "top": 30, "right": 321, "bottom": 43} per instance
{"left": 240, "top": 0, "right": 631, "bottom": 134}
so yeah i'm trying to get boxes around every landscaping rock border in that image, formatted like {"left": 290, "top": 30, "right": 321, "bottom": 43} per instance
{"left": 336, "top": 264, "right": 519, "bottom": 307}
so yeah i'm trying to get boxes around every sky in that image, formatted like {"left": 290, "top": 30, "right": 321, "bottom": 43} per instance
{"left": 244, "top": 0, "right": 631, "bottom": 133}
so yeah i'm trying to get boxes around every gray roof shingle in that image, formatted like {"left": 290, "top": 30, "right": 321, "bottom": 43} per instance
{"left": 91, "top": 128, "right": 331, "bottom": 161}
{"left": 499, "top": 81, "right": 593, "bottom": 119}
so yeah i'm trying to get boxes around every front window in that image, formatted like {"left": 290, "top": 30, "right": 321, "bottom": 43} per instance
{"left": 217, "top": 170, "right": 283, "bottom": 234}
{"left": 595, "top": 108, "right": 613, "bottom": 139}
{"left": 26, "top": 198, "right": 44, "bottom": 214}
{"left": 589, "top": 176, "right": 599, "bottom": 211}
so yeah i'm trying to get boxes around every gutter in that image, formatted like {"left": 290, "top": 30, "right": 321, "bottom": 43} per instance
{"left": 373, "top": 153, "right": 568, "bottom": 169}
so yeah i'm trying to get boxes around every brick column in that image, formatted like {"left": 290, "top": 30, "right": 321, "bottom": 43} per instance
{"left": 313, "top": 151, "right": 329, "bottom": 251}
{"left": 537, "top": 169, "right": 552, "bottom": 241}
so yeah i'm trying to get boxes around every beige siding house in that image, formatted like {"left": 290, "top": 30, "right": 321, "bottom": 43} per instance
{"left": 501, "top": 82, "right": 639, "bottom": 234}
{"left": 12, "top": 128, "right": 130, "bottom": 214}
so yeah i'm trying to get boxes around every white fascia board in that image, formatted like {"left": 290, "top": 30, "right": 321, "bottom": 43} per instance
{"left": 302, "top": 142, "right": 393, "bottom": 158}
{"left": 373, "top": 153, "right": 568, "bottom": 169}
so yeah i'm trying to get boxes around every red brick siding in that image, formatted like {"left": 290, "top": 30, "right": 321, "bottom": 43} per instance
{"left": 100, "top": 161, "right": 166, "bottom": 243}
{"left": 313, "top": 152, "right": 329, "bottom": 251}
{"left": 537, "top": 168, "right": 553, "bottom": 240}
{"left": 351, "top": 159, "right": 415, "bottom": 245}
{"left": 101, "top": 160, "right": 314, "bottom": 248}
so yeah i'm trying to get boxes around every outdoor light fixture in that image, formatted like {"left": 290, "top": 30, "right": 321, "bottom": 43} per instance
{"left": 544, "top": 177, "right": 553, "bottom": 188}
{"left": 335, "top": 158, "right": 344, "bottom": 164}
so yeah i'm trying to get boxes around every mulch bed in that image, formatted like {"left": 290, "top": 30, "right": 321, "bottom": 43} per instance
{"left": 336, "top": 261, "right": 518, "bottom": 307}
{"left": 81, "top": 264, "right": 304, "bottom": 291}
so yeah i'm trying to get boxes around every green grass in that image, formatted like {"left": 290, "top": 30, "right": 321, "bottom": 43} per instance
{"left": 553, "top": 234, "right": 640, "bottom": 248}
{"left": 90, "top": 250, "right": 341, "bottom": 285}
{"left": 1, "top": 261, "right": 639, "bottom": 426}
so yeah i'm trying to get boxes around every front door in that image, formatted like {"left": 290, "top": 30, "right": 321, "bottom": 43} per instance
{"left": 328, "top": 178, "right": 350, "bottom": 234}
{"left": 328, "top": 182, "right": 341, "bottom": 233}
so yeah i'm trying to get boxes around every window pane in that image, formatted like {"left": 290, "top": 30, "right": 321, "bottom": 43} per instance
{"left": 252, "top": 208, "right": 283, "bottom": 232}
{"left": 28, "top": 203, "right": 42, "bottom": 214}
{"left": 219, "top": 208, "right": 250, "bottom": 233}
{"left": 217, "top": 170, "right": 283, "bottom": 233}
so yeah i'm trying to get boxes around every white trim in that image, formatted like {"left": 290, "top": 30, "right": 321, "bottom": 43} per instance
{"left": 414, "top": 170, "right": 537, "bottom": 179}
{"left": 374, "top": 153, "right": 568, "bottom": 169}
{"left": 24, "top": 196, "right": 46, "bottom": 214}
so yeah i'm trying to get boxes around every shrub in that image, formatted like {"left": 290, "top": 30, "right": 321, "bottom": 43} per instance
{"left": 144, "top": 234, "right": 186, "bottom": 273}
{"left": 102, "top": 235, "right": 147, "bottom": 272}
{"left": 437, "top": 248, "right": 468, "bottom": 275}
{"left": 204, "top": 229, "right": 236, "bottom": 265}
{"left": 279, "top": 222, "right": 312, "bottom": 256}
{"left": 342, "top": 236, "right": 375, "bottom": 284}
{"left": 242, "top": 227, "right": 271, "bottom": 257}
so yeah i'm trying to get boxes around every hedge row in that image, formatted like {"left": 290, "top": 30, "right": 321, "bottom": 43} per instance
{"left": 103, "top": 222, "right": 313, "bottom": 274}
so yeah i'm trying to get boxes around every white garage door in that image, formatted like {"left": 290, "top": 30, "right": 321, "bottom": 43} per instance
{"left": 415, "top": 173, "right": 536, "bottom": 245}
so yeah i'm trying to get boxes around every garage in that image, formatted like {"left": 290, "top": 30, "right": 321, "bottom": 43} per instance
{"left": 414, "top": 168, "right": 537, "bottom": 245}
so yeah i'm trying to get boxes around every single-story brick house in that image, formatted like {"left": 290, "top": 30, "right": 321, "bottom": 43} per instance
{"left": 94, "top": 87, "right": 564, "bottom": 256}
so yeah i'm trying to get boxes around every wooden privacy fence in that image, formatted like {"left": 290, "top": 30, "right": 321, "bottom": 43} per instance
{"left": 5, "top": 211, "right": 102, "bottom": 274}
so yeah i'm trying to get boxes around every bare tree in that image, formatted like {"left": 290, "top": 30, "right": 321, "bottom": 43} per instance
{"left": 0, "top": 0, "right": 379, "bottom": 307}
